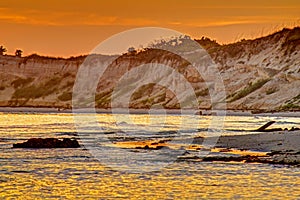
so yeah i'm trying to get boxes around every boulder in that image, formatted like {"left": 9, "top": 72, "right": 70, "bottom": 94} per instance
{"left": 13, "top": 138, "right": 80, "bottom": 148}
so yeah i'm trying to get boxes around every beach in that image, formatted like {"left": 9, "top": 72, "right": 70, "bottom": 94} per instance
{"left": 1, "top": 106, "right": 300, "bottom": 117}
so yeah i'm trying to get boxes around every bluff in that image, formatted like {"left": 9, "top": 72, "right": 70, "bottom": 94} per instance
{"left": 0, "top": 27, "right": 299, "bottom": 112}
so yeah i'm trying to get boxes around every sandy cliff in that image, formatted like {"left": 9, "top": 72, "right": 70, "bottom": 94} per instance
{"left": 0, "top": 27, "right": 299, "bottom": 111}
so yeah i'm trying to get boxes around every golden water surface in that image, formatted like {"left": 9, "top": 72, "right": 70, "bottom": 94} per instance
{"left": 0, "top": 113, "right": 299, "bottom": 199}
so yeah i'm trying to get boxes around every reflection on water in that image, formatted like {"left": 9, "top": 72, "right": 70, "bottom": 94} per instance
{"left": 0, "top": 113, "right": 300, "bottom": 198}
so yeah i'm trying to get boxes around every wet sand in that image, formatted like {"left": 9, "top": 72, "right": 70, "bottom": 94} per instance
{"left": 182, "top": 131, "right": 300, "bottom": 165}
{"left": 1, "top": 106, "right": 300, "bottom": 117}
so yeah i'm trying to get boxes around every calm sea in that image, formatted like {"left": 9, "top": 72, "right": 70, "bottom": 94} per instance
{"left": 0, "top": 112, "right": 299, "bottom": 199}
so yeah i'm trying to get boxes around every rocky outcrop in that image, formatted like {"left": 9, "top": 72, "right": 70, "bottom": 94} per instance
{"left": 178, "top": 149, "right": 300, "bottom": 165}
{"left": 13, "top": 138, "right": 80, "bottom": 148}
{"left": 200, "top": 153, "right": 300, "bottom": 165}
{"left": 177, "top": 129, "right": 300, "bottom": 165}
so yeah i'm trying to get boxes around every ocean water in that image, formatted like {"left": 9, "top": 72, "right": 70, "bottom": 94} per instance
{"left": 0, "top": 112, "right": 300, "bottom": 199}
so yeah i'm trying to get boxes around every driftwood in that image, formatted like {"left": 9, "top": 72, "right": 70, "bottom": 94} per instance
{"left": 255, "top": 121, "right": 299, "bottom": 132}
{"left": 256, "top": 121, "right": 276, "bottom": 131}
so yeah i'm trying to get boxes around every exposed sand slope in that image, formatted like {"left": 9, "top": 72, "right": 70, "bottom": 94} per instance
{"left": 0, "top": 27, "right": 299, "bottom": 111}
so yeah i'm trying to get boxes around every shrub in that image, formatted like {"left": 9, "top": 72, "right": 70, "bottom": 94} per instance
{"left": 95, "top": 90, "right": 112, "bottom": 101}
{"left": 195, "top": 88, "right": 209, "bottom": 97}
{"left": 12, "top": 76, "right": 61, "bottom": 99}
{"left": 63, "top": 72, "right": 72, "bottom": 78}
{"left": 229, "top": 79, "right": 270, "bottom": 102}
{"left": 11, "top": 77, "right": 34, "bottom": 88}
{"left": 62, "top": 81, "right": 74, "bottom": 89}
{"left": 281, "top": 103, "right": 300, "bottom": 110}
{"left": 13, "top": 85, "right": 45, "bottom": 99}
{"left": 294, "top": 93, "right": 300, "bottom": 100}
{"left": 58, "top": 92, "right": 72, "bottom": 101}
{"left": 44, "top": 77, "right": 61, "bottom": 87}
{"left": 131, "top": 83, "right": 155, "bottom": 101}
{"left": 95, "top": 90, "right": 113, "bottom": 107}
{"left": 286, "top": 32, "right": 300, "bottom": 42}
{"left": 0, "top": 85, "right": 5, "bottom": 90}
{"left": 266, "top": 88, "right": 277, "bottom": 95}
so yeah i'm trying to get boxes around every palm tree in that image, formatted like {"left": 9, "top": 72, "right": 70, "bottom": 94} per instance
{"left": 0, "top": 46, "right": 7, "bottom": 55}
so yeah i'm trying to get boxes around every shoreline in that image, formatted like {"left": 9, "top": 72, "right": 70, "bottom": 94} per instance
{"left": 0, "top": 106, "right": 299, "bottom": 117}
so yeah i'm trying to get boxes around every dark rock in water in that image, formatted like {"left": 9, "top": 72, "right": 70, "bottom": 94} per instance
{"left": 201, "top": 154, "right": 300, "bottom": 165}
{"left": 13, "top": 138, "right": 80, "bottom": 148}
{"left": 135, "top": 145, "right": 165, "bottom": 150}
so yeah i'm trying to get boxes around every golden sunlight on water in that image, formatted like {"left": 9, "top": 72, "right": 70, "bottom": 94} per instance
{"left": 0, "top": 113, "right": 300, "bottom": 198}
{"left": 1, "top": 161, "right": 300, "bottom": 199}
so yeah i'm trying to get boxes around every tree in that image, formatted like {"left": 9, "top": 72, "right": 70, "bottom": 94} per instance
{"left": 0, "top": 46, "right": 7, "bottom": 55}
{"left": 15, "top": 49, "right": 23, "bottom": 57}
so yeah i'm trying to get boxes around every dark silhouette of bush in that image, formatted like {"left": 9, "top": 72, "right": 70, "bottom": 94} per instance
{"left": 0, "top": 46, "right": 7, "bottom": 55}
{"left": 15, "top": 49, "right": 23, "bottom": 57}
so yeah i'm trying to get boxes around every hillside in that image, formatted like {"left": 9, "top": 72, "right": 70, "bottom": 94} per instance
{"left": 0, "top": 27, "right": 299, "bottom": 112}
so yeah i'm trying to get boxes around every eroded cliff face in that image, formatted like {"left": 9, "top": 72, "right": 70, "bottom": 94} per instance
{"left": 0, "top": 55, "right": 84, "bottom": 108}
{"left": 208, "top": 27, "right": 300, "bottom": 111}
{"left": 0, "top": 27, "right": 299, "bottom": 111}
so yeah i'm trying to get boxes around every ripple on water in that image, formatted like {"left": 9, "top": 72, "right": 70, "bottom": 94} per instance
{"left": 0, "top": 113, "right": 300, "bottom": 198}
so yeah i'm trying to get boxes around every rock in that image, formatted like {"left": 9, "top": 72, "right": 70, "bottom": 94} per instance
{"left": 272, "top": 154, "right": 300, "bottom": 165}
{"left": 13, "top": 138, "right": 80, "bottom": 148}
{"left": 135, "top": 145, "right": 165, "bottom": 150}
{"left": 200, "top": 154, "right": 300, "bottom": 165}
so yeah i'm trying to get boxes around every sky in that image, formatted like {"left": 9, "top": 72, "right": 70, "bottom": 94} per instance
{"left": 0, "top": 0, "right": 299, "bottom": 57}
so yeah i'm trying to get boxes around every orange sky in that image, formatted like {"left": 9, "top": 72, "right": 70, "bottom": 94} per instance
{"left": 0, "top": 0, "right": 299, "bottom": 57}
